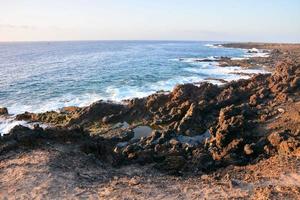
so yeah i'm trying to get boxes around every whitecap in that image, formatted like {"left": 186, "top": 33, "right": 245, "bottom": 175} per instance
{"left": 183, "top": 62, "right": 270, "bottom": 83}
{"left": 231, "top": 57, "right": 249, "bottom": 60}
{"left": 204, "top": 44, "right": 215, "bottom": 47}
{"left": 243, "top": 48, "right": 270, "bottom": 58}
{"left": 6, "top": 93, "right": 103, "bottom": 115}
{"left": 0, "top": 116, "right": 49, "bottom": 136}
{"left": 0, "top": 117, "right": 27, "bottom": 135}
{"left": 178, "top": 56, "right": 218, "bottom": 63}
{"left": 204, "top": 44, "right": 223, "bottom": 48}
{"left": 105, "top": 86, "right": 153, "bottom": 101}
{"left": 103, "top": 75, "right": 208, "bottom": 102}
{"left": 244, "top": 52, "right": 270, "bottom": 58}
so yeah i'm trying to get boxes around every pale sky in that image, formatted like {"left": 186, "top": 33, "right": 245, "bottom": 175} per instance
{"left": 0, "top": 0, "right": 299, "bottom": 42}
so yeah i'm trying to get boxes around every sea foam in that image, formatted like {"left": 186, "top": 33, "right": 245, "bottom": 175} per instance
{"left": 0, "top": 117, "right": 27, "bottom": 135}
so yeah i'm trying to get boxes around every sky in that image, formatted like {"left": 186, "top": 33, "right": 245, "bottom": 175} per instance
{"left": 0, "top": 0, "right": 299, "bottom": 42}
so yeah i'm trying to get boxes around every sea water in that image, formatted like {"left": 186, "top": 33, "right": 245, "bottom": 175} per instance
{"left": 0, "top": 41, "right": 269, "bottom": 134}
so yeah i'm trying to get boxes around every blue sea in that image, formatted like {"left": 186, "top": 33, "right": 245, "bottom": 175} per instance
{"left": 0, "top": 41, "right": 268, "bottom": 134}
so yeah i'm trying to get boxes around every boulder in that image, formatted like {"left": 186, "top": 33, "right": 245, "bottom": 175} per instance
{"left": 267, "top": 130, "right": 300, "bottom": 155}
{"left": 60, "top": 106, "right": 80, "bottom": 113}
{"left": 278, "top": 138, "right": 300, "bottom": 155}
{"left": 15, "top": 112, "right": 37, "bottom": 121}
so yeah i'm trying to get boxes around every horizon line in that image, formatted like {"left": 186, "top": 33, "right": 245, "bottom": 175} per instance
{"left": 0, "top": 39, "right": 299, "bottom": 44}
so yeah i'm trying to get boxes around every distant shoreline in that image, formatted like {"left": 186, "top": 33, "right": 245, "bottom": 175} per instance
{"left": 1, "top": 39, "right": 299, "bottom": 44}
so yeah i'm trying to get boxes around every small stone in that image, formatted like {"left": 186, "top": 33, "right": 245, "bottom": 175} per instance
{"left": 268, "top": 132, "right": 283, "bottom": 147}
{"left": 114, "top": 147, "right": 120, "bottom": 153}
{"left": 169, "top": 139, "right": 180, "bottom": 146}
{"left": 201, "top": 174, "right": 209, "bottom": 180}
{"left": 264, "top": 145, "right": 272, "bottom": 154}
{"left": 129, "top": 177, "right": 140, "bottom": 186}
{"left": 260, "top": 114, "right": 268, "bottom": 122}
{"left": 127, "top": 153, "right": 137, "bottom": 159}
{"left": 278, "top": 108, "right": 285, "bottom": 113}
{"left": 244, "top": 144, "right": 254, "bottom": 155}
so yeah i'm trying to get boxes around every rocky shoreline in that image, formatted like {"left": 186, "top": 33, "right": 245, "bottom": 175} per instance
{"left": 1, "top": 42, "right": 300, "bottom": 199}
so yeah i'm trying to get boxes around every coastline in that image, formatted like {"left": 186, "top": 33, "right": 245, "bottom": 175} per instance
{"left": 0, "top": 42, "right": 269, "bottom": 115}
{"left": 1, "top": 42, "right": 300, "bottom": 199}
{"left": 0, "top": 42, "right": 271, "bottom": 134}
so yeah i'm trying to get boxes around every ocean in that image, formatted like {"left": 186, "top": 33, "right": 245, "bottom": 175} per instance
{"left": 0, "top": 41, "right": 268, "bottom": 134}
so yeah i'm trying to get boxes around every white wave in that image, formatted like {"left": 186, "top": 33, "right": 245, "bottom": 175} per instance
{"left": 243, "top": 48, "right": 270, "bottom": 58}
{"left": 237, "top": 68, "right": 270, "bottom": 74}
{"left": 0, "top": 116, "right": 48, "bottom": 136}
{"left": 1, "top": 93, "right": 103, "bottom": 135}
{"left": 187, "top": 65, "right": 269, "bottom": 75}
{"left": 6, "top": 93, "right": 103, "bottom": 115}
{"left": 183, "top": 63, "right": 270, "bottom": 83}
{"left": 204, "top": 44, "right": 215, "bottom": 47}
{"left": 204, "top": 44, "right": 223, "bottom": 48}
{"left": 231, "top": 57, "right": 249, "bottom": 60}
{"left": 244, "top": 52, "right": 269, "bottom": 58}
{"left": 248, "top": 48, "right": 259, "bottom": 53}
{"left": 151, "top": 76, "right": 204, "bottom": 89}
{"left": 184, "top": 66, "right": 240, "bottom": 80}
{"left": 0, "top": 117, "right": 27, "bottom": 135}
{"left": 106, "top": 86, "right": 153, "bottom": 101}
{"left": 196, "top": 79, "right": 225, "bottom": 86}
{"left": 178, "top": 56, "right": 218, "bottom": 63}
{"left": 104, "top": 75, "right": 205, "bottom": 102}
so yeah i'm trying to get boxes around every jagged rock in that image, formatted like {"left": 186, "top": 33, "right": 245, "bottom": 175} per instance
{"left": 15, "top": 112, "right": 38, "bottom": 121}
{"left": 278, "top": 138, "right": 300, "bottom": 155}
{"left": 69, "top": 101, "right": 127, "bottom": 126}
{"left": 266, "top": 130, "right": 300, "bottom": 155}
{"left": 60, "top": 106, "right": 80, "bottom": 113}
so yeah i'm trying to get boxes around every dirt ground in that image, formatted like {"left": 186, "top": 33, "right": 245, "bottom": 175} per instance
{"left": 1, "top": 142, "right": 299, "bottom": 200}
